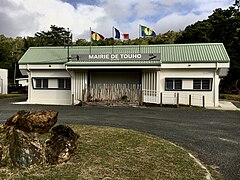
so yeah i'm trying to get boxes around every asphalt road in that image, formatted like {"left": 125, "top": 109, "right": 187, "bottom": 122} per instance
{"left": 0, "top": 95, "right": 240, "bottom": 180}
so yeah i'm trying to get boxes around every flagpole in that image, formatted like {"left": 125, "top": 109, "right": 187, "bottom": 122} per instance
{"left": 112, "top": 26, "right": 114, "bottom": 54}
{"left": 139, "top": 24, "right": 141, "bottom": 53}
{"left": 90, "top": 27, "right": 92, "bottom": 54}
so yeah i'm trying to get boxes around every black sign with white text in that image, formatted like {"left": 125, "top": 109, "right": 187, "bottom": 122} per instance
{"left": 71, "top": 53, "right": 160, "bottom": 61}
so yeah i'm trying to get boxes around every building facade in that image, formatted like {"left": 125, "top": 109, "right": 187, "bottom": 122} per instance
{"left": 0, "top": 69, "right": 8, "bottom": 94}
{"left": 19, "top": 43, "right": 230, "bottom": 107}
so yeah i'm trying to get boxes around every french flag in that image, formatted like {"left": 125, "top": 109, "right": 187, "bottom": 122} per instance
{"left": 114, "top": 27, "right": 129, "bottom": 40}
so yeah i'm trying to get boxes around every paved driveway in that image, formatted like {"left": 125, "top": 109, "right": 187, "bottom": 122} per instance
{"left": 0, "top": 95, "right": 240, "bottom": 180}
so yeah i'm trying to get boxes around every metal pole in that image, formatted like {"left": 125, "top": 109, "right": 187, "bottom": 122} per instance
{"left": 177, "top": 93, "right": 179, "bottom": 108}
{"left": 189, "top": 94, "right": 192, "bottom": 107}
{"left": 14, "top": 63, "right": 16, "bottom": 84}
{"left": 112, "top": 26, "right": 114, "bottom": 54}
{"left": 90, "top": 27, "right": 92, "bottom": 54}
{"left": 203, "top": 96, "right": 205, "bottom": 108}
{"left": 139, "top": 24, "right": 141, "bottom": 53}
{"left": 160, "top": 92, "right": 163, "bottom": 107}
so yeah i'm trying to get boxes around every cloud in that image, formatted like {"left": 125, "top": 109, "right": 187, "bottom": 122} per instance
{"left": 0, "top": 0, "right": 234, "bottom": 40}
{"left": 156, "top": 12, "right": 209, "bottom": 33}
{"left": 0, "top": 0, "right": 39, "bottom": 37}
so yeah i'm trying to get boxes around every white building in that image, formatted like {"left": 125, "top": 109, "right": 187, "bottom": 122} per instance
{"left": 19, "top": 43, "right": 230, "bottom": 107}
{"left": 0, "top": 68, "right": 8, "bottom": 94}
{"left": 15, "top": 78, "right": 28, "bottom": 87}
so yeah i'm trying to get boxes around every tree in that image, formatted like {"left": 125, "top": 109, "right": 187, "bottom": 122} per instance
{"left": 75, "top": 39, "right": 90, "bottom": 46}
{"left": 175, "top": 6, "right": 240, "bottom": 92}
{"left": 34, "top": 25, "right": 72, "bottom": 46}
{"left": 0, "top": 35, "right": 25, "bottom": 81}
{"left": 234, "top": 0, "right": 240, "bottom": 9}
{"left": 175, "top": 20, "right": 213, "bottom": 43}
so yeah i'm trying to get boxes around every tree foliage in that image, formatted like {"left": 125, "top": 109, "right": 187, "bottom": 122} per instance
{"left": 0, "top": 35, "right": 25, "bottom": 81}
{"left": 34, "top": 25, "right": 72, "bottom": 46}
{"left": 176, "top": 6, "right": 240, "bottom": 91}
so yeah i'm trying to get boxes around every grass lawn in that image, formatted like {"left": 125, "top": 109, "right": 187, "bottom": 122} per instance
{"left": 0, "top": 94, "right": 22, "bottom": 99}
{"left": 0, "top": 125, "right": 209, "bottom": 180}
{"left": 220, "top": 94, "right": 240, "bottom": 101}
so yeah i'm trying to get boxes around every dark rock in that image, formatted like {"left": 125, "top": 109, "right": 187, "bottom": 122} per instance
{"left": 51, "top": 125, "right": 79, "bottom": 141}
{"left": 45, "top": 125, "right": 79, "bottom": 164}
{"left": 7, "top": 127, "right": 44, "bottom": 168}
{"left": 5, "top": 110, "right": 30, "bottom": 127}
{"left": 5, "top": 110, "right": 58, "bottom": 134}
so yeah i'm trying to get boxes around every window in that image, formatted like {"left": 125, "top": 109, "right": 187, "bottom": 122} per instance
{"left": 202, "top": 79, "right": 210, "bottom": 90}
{"left": 166, "top": 79, "right": 173, "bottom": 90}
{"left": 43, "top": 79, "right": 48, "bottom": 88}
{"left": 193, "top": 80, "right": 201, "bottom": 89}
{"left": 165, "top": 79, "right": 182, "bottom": 90}
{"left": 33, "top": 78, "right": 71, "bottom": 90}
{"left": 35, "top": 79, "right": 48, "bottom": 89}
{"left": 58, "top": 79, "right": 65, "bottom": 88}
{"left": 175, "top": 80, "right": 182, "bottom": 90}
{"left": 58, "top": 78, "right": 71, "bottom": 89}
{"left": 193, "top": 79, "right": 211, "bottom": 90}
{"left": 36, "top": 79, "right": 42, "bottom": 88}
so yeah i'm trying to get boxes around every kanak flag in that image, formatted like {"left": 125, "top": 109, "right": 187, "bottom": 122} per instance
{"left": 91, "top": 31, "right": 104, "bottom": 41}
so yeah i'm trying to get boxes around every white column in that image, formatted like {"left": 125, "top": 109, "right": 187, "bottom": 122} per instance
{"left": 214, "top": 70, "right": 220, "bottom": 107}
{"left": 213, "top": 63, "right": 219, "bottom": 107}
{"left": 27, "top": 71, "right": 32, "bottom": 103}
{"left": 70, "top": 71, "right": 75, "bottom": 104}
{"left": 156, "top": 70, "right": 161, "bottom": 92}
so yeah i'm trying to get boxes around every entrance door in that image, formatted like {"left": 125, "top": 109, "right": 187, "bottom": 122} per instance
{"left": 89, "top": 71, "right": 141, "bottom": 103}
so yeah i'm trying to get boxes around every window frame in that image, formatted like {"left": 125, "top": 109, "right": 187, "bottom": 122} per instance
{"left": 32, "top": 78, "right": 71, "bottom": 90}
{"left": 193, "top": 78, "right": 212, "bottom": 91}
{"left": 165, "top": 78, "right": 212, "bottom": 91}
{"left": 33, "top": 78, "right": 48, "bottom": 89}
{"left": 58, "top": 78, "right": 71, "bottom": 90}
{"left": 165, "top": 78, "right": 183, "bottom": 91}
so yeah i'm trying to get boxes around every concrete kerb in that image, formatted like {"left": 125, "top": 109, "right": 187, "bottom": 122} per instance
{"left": 168, "top": 142, "right": 213, "bottom": 180}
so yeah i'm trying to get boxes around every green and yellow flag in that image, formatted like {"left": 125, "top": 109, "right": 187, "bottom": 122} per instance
{"left": 140, "top": 25, "right": 156, "bottom": 37}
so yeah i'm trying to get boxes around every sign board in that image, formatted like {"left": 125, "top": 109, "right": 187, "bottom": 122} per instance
{"left": 71, "top": 53, "right": 160, "bottom": 61}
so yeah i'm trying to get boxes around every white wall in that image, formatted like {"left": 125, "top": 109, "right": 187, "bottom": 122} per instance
{"left": 159, "top": 69, "right": 217, "bottom": 107}
{"left": 28, "top": 70, "right": 71, "bottom": 105}
{"left": 25, "top": 67, "right": 221, "bottom": 107}
{"left": 0, "top": 69, "right": 8, "bottom": 94}
{"left": 31, "top": 89, "right": 71, "bottom": 105}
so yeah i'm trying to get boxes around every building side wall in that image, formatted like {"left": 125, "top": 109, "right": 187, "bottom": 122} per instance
{"left": 28, "top": 70, "right": 71, "bottom": 105}
{"left": 0, "top": 69, "right": 8, "bottom": 94}
{"left": 159, "top": 69, "right": 217, "bottom": 107}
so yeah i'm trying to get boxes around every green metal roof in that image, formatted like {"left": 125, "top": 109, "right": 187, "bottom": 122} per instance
{"left": 19, "top": 43, "right": 230, "bottom": 65}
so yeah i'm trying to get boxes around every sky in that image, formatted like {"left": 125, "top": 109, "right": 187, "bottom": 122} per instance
{"left": 0, "top": 0, "right": 234, "bottom": 40}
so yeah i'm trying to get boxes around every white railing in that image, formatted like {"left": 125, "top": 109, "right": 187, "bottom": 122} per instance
{"left": 142, "top": 89, "right": 205, "bottom": 107}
